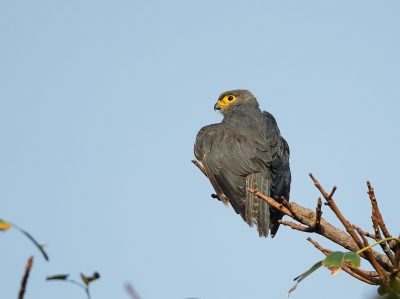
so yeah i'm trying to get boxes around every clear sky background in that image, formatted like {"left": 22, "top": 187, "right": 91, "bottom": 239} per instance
{"left": 1, "top": 1, "right": 399, "bottom": 299}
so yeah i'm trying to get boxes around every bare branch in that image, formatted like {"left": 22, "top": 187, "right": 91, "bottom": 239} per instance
{"left": 309, "top": 173, "right": 365, "bottom": 252}
{"left": 367, "top": 181, "right": 391, "bottom": 239}
{"left": 371, "top": 215, "right": 395, "bottom": 264}
{"left": 346, "top": 266, "right": 380, "bottom": 285}
{"left": 278, "top": 220, "right": 311, "bottom": 232}
{"left": 307, "top": 237, "right": 331, "bottom": 254}
{"left": 282, "top": 197, "right": 303, "bottom": 223}
{"left": 391, "top": 235, "right": 400, "bottom": 280}
{"left": 352, "top": 225, "right": 376, "bottom": 240}
{"left": 354, "top": 225, "right": 370, "bottom": 248}
{"left": 192, "top": 163, "right": 397, "bottom": 291}
{"left": 247, "top": 189, "right": 393, "bottom": 272}
{"left": 191, "top": 160, "right": 208, "bottom": 177}
{"left": 247, "top": 189, "right": 293, "bottom": 218}
{"left": 19, "top": 256, "right": 33, "bottom": 299}
{"left": 308, "top": 174, "right": 390, "bottom": 285}
{"left": 125, "top": 283, "right": 141, "bottom": 299}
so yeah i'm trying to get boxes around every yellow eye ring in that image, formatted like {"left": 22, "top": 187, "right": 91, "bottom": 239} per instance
{"left": 217, "top": 94, "right": 236, "bottom": 109}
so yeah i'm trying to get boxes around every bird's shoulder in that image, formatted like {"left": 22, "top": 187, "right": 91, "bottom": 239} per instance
{"left": 195, "top": 106, "right": 276, "bottom": 148}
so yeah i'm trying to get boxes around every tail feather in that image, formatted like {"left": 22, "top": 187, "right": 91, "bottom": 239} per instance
{"left": 256, "top": 176, "right": 270, "bottom": 237}
{"left": 245, "top": 174, "right": 256, "bottom": 227}
{"left": 245, "top": 173, "right": 270, "bottom": 237}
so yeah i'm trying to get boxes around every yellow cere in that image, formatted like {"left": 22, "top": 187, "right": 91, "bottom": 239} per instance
{"left": 218, "top": 95, "right": 237, "bottom": 108}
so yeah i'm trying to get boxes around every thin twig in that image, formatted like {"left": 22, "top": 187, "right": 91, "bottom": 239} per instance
{"left": 391, "top": 235, "right": 400, "bottom": 280}
{"left": 19, "top": 256, "right": 33, "bottom": 299}
{"left": 278, "top": 220, "right": 311, "bottom": 232}
{"left": 354, "top": 225, "right": 370, "bottom": 248}
{"left": 191, "top": 160, "right": 208, "bottom": 177}
{"left": 307, "top": 237, "right": 331, "bottom": 254}
{"left": 363, "top": 271, "right": 379, "bottom": 277}
{"left": 193, "top": 163, "right": 395, "bottom": 284}
{"left": 247, "top": 189, "right": 293, "bottom": 217}
{"left": 309, "top": 173, "right": 365, "bottom": 251}
{"left": 346, "top": 266, "right": 380, "bottom": 285}
{"left": 352, "top": 225, "right": 376, "bottom": 240}
{"left": 248, "top": 187, "right": 392, "bottom": 272}
{"left": 125, "top": 283, "right": 141, "bottom": 299}
{"left": 358, "top": 229, "right": 387, "bottom": 284}
{"left": 371, "top": 215, "right": 395, "bottom": 264}
{"left": 282, "top": 197, "right": 303, "bottom": 222}
{"left": 309, "top": 174, "right": 388, "bottom": 285}
{"left": 367, "top": 181, "right": 391, "bottom": 239}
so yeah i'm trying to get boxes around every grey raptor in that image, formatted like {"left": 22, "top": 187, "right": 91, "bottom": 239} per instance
{"left": 194, "top": 89, "right": 291, "bottom": 237}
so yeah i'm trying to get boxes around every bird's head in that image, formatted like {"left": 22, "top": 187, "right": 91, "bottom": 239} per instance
{"left": 214, "top": 89, "right": 259, "bottom": 115}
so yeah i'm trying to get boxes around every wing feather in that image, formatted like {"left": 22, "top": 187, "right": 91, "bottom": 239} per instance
{"left": 194, "top": 105, "right": 290, "bottom": 237}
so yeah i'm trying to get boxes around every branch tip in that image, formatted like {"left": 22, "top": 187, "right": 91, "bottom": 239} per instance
{"left": 19, "top": 256, "right": 34, "bottom": 299}
{"left": 191, "top": 160, "right": 208, "bottom": 177}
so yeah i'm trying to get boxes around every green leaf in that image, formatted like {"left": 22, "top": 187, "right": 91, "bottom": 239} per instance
{"left": 287, "top": 260, "right": 323, "bottom": 296}
{"left": 342, "top": 252, "right": 360, "bottom": 267}
{"left": 323, "top": 251, "right": 360, "bottom": 276}
{"left": 46, "top": 274, "right": 69, "bottom": 280}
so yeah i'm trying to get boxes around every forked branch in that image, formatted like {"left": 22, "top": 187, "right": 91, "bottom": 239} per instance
{"left": 193, "top": 161, "right": 398, "bottom": 295}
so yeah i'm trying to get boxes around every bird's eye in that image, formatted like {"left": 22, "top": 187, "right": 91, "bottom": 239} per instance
{"left": 228, "top": 96, "right": 233, "bottom": 101}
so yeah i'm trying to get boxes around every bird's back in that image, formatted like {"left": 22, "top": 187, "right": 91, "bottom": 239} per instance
{"left": 195, "top": 104, "right": 290, "bottom": 237}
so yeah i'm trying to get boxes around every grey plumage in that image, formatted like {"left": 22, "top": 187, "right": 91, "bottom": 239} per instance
{"left": 194, "top": 90, "right": 291, "bottom": 237}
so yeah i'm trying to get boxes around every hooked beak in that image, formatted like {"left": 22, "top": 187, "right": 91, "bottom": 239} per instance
{"left": 214, "top": 102, "right": 221, "bottom": 111}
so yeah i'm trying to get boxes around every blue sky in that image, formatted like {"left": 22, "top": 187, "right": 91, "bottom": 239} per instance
{"left": 1, "top": 1, "right": 399, "bottom": 299}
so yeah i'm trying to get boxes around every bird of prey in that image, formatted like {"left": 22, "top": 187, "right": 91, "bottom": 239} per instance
{"left": 194, "top": 90, "right": 291, "bottom": 237}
